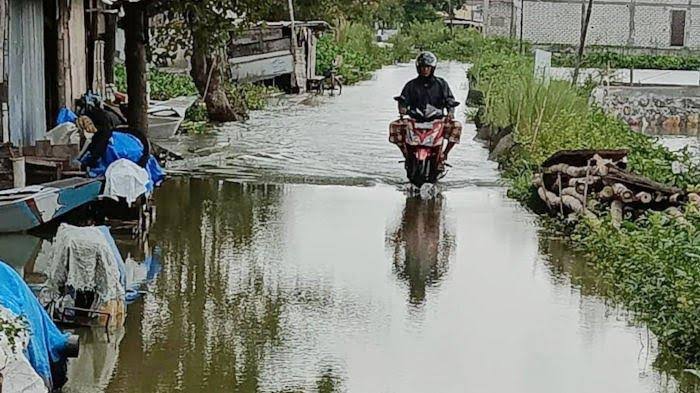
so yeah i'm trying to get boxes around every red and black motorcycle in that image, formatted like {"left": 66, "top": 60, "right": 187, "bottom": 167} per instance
{"left": 396, "top": 105, "right": 449, "bottom": 187}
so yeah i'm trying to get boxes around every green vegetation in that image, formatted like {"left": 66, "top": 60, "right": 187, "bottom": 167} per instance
{"left": 553, "top": 50, "right": 700, "bottom": 71}
{"left": 316, "top": 22, "right": 397, "bottom": 84}
{"left": 472, "top": 48, "right": 700, "bottom": 367}
{"left": 115, "top": 65, "right": 197, "bottom": 101}
{"left": 115, "top": 64, "right": 279, "bottom": 131}
{"left": 316, "top": 21, "right": 522, "bottom": 86}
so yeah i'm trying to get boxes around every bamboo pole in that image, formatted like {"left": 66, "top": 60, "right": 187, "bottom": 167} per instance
{"left": 572, "top": 0, "right": 594, "bottom": 86}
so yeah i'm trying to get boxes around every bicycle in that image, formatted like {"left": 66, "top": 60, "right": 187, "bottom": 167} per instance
{"left": 319, "top": 65, "right": 343, "bottom": 97}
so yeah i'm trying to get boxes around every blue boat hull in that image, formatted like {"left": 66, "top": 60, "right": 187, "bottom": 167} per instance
{"left": 0, "top": 178, "right": 102, "bottom": 233}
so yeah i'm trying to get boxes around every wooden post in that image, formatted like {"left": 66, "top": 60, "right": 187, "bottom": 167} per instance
{"left": 124, "top": 1, "right": 149, "bottom": 134}
{"left": 12, "top": 157, "right": 25, "bottom": 188}
{"left": 56, "top": 0, "right": 70, "bottom": 108}
{"left": 484, "top": 0, "right": 490, "bottom": 36}
{"left": 572, "top": 0, "right": 594, "bottom": 86}
{"left": 104, "top": 11, "right": 117, "bottom": 85}
{"left": 448, "top": 0, "right": 454, "bottom": 36}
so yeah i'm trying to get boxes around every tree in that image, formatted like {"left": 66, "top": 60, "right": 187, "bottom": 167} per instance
{"left": 153, "top": 0, "right": 270, "bottom": 122}
{"left": 124, "top": 1, "right": 150, "bottom": 134}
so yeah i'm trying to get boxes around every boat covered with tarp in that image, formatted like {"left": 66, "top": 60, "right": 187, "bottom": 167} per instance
{"left": 0, "top": 261, "right": 78, "bottom": 392}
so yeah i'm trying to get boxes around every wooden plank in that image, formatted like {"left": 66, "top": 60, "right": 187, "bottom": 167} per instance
{"left": 229, "top": 37, "right": 291, "bottom": 58}
{"left": 11, "top": 157, "right": 24, "bottom": 187}
{"left": 541, "top": 149, "right": 629, "bottom": 168}
{"left": 24, "top": 156, "right": 61, "bottom": 167}
{"left": 68, "top": 0, "right": 87, "bottom": 108}
{"left": 35, "top": 140, "right": 51, "bottom": 156}
{"left": 231, "top": 27, "right": 284, "bottom": 45}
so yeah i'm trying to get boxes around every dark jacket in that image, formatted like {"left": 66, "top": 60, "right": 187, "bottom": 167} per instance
{"left": 81, "top": 107, "right": 150, "bottom": 168}
{"left": 396, "top": 75, "right": 459, "bottom": 115}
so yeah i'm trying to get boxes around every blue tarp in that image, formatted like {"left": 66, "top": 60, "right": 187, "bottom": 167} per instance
{"left": 56, "top": 107, "right": 78, "bottom": 126}
{"left": 0, "top": 262, "right": 69, "bottom": 388}
{"left": 81, "top": 132, "right": 165, "bottom": 189}
{"left": 125, "top": 246, "right": 162, "bottom": 304}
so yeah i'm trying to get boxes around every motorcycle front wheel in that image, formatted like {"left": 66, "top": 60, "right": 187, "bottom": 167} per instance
{"left": 406, "top": 155, "right": 438, "bottom": 187}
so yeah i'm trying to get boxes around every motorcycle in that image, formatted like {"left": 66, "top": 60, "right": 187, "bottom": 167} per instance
{"left": 394, "top": 104, "right": 451, "bottom": 187}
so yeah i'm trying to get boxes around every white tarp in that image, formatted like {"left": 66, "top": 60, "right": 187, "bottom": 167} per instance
{"left": 0, "top": 307, "right": 47, "bottom": 393}
{"left": 103, "top": 159, "right": 150, "bottom": 206}
{"left": 46, "top": 224, "right": 125, "bottom": 308}
{"left": 44, "top": 123, "right": 80, "bottom": 145}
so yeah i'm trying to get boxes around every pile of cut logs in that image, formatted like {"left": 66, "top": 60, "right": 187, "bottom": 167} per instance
{"left": 533, "top": 149, "right": 698, "bottom": 226}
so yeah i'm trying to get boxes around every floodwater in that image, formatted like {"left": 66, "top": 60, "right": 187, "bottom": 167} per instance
{"left": 2, "top": 63, "right": 698, "bottom": 392}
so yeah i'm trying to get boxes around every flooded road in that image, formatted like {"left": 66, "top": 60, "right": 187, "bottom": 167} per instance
{"left": 1, "top": 63, "right": 697, "bottom": 392}
{"left": 160, "top": 63, "right": 498, "bottom": 188}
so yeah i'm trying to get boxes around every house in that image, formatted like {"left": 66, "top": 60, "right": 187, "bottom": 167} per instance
{"left": 0, "top": 0, "right": 120, "bottom": 148}
{"left": 439, "top": 4, "right": 484, "bottom": 31}
{"left": 486, "top": 0, "right": 700, "bottom": 51}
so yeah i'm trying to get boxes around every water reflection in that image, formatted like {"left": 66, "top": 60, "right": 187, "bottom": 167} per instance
{"left": 540, "top": 238, "right": 699, "bottom": 393}
{"left": 64, "top": 327, "right": 126, "bottom": 392}
{"left": 102, "top": 178, "right": 287, "bottom": 392}
{"left": 387, "top": 195, "right": 454, "bottom": 306}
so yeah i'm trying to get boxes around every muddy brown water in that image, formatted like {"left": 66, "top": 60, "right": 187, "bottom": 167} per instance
{"left": 1, "top": 63, "right": 698, "bottom": 392}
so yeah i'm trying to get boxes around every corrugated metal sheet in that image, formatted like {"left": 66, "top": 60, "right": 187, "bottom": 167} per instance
{"left": 9, "top": 0, "right": 46, "bottom": 147}
{"left": 0, "top": 0, "right": 8, "bottom": 143}
{"left": 229, "top": 51, "right": 294, "bottom": 83}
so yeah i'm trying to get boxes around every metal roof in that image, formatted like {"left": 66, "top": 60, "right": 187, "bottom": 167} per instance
{"left": 256, "top": 21, "right": 331, "bottom": 30}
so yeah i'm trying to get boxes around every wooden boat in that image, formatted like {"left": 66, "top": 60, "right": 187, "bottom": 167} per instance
{"left": 147, "top": 96, "right": 198, "bottom": 139}
{"left": 0, "top": 177, "right": 103, "bottom": 233}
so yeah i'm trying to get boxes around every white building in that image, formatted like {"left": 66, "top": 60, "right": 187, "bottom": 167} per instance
{"left": 486, "top": 0, "right": 700, "bottom": 51}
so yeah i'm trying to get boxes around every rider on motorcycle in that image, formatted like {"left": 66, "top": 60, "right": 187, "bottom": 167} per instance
{"left": 390, "top": 52, "right": 462, "bottom": 165}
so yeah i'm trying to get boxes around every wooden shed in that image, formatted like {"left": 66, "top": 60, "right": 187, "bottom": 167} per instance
{"left": 228, "top": 21, "right": 329, "bottom": 93}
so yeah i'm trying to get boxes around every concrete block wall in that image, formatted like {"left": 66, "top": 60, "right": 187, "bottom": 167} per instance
{"left": 489, "top": 0, "right": 700, "bottom": 51}
{"left": 487, "top": 2, "right": 515, "bottom": 37}
{"left": 587, "top": 3, "right": 630, "bottom": 47}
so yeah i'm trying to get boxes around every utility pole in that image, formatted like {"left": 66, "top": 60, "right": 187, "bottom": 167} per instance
{"left": 519, "top": 0, "right": 525, "bottom": 53}
{"left": 288, "top": 0, "right": 295, "bottom": 29}
{"left": 572, "top": 0, "right": 594, "bottom": 86}
{"left": 448, "top": 0, "right": 454, "bottom": 36}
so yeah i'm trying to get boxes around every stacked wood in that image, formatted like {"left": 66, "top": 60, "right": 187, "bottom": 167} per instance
{"left": 534, "top": 149, "right": 691, "bottom": 225}
{"left": 0, "top": 141, "right": 83, "bottom": 191}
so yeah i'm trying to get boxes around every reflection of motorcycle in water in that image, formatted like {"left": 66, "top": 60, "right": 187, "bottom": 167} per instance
{"left": 64, "top": 327, "right": 126, "bottom": 391}
{"left": 387, "top": 195, "right": 455, "bottom": 305}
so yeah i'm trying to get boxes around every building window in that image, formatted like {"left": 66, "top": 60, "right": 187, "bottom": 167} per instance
{"left": 670, "top": 10, "right": 686, "bottom": 47}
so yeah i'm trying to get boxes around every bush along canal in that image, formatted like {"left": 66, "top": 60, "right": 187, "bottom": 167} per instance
{"left": 468, "top": 47, "right": 700, "bottom": 372}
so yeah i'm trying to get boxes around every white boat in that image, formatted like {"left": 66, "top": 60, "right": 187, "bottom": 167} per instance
{"left": 147, "top": 95, "right": 198, "bottom": 140}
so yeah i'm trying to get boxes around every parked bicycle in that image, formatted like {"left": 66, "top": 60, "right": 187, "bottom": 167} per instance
{"left": 320, "top": 65, "right": 343, "bottom": 96}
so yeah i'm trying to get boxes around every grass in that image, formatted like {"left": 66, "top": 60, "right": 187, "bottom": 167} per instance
{"left": 553, "top": 50, "right": 700, "bottom": 71}
{"left": 472, "top": 49, "right": 700, "bottom": 368}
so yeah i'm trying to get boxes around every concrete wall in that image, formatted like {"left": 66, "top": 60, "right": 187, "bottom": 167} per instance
{"left": 487, "top": 1, "right": 515, "bottom": 37}
{"left": 592, "top": 85, "right": 700, "bottom": 135}
{"left": 489, "top": 0, "right": 700, "bottom": 51}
